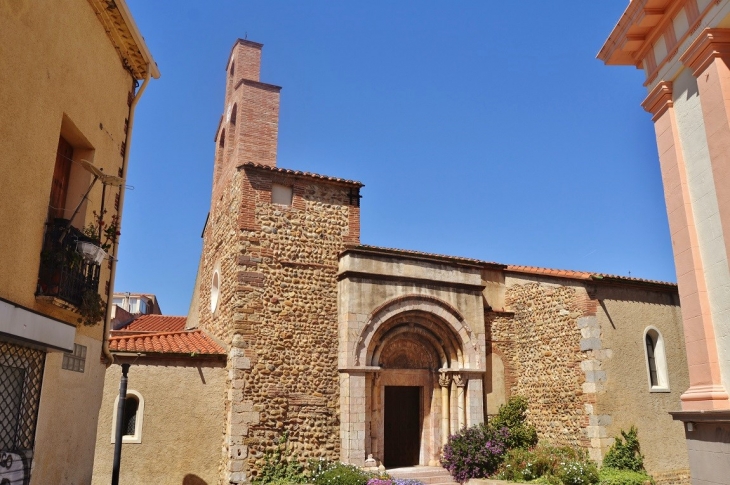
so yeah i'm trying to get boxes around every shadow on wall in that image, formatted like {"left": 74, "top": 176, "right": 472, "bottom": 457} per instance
{"left": 183, "top": 474, "right": 208, "bottom": 485}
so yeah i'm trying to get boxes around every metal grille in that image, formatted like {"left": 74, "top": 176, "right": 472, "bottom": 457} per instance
{"left": 123, "top": 397, "right": 138, "bottom": 436}
{"left": 0, "top": 340, "right": 45, "bottom": 452}
{"left": 36, "top": 218, "right": 101, "bottom": 307}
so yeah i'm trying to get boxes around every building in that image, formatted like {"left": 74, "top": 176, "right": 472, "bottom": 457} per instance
{"left": 177, "top": 40, "right": 688, "bottom": 484}
{"left": 599, "top": 1, "right": 730, "bottom": 482}
{"left": 92, "top": 316, "right": 226, "bottom": 485}
{"left": 111, "top": 292, "right": 162, "bottom": 329}
{"left": 0, "top": 1, "right": 158, "bottom": 483}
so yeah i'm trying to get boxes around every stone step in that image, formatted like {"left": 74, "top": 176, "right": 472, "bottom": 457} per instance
{"left": 388, "top": 466, "right": 457, "bottom": 485}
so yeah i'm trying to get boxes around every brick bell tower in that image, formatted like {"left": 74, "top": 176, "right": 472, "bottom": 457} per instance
{"left": 194, "top": 39, "right": 362, "bottom": 484}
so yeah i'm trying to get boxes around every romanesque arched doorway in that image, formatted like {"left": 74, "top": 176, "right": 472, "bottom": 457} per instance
{"left": 364, "top": 310, "right": 472, "bottom": 467}
{"left": 339, "top": 295, "right": 486, "bottom": 467}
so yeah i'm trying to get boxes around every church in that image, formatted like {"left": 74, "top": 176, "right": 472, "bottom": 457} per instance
{"left": 93, "top": 40, "right": 691, "bottom": 485}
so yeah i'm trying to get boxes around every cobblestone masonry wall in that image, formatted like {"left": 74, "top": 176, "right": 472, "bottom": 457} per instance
{"left": 487, "top": 278, "right": 597, "bottom": 450}
{"left": 208, "top": 168, "right": 360, "bottom": 483}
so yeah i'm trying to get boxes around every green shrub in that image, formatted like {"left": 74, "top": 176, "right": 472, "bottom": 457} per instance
{"left": 490, "top": 396, "right": 538, "bottom": 450}
{"left": 254, "top": 433, "right": 305, "bottom": 484}
{"left": 497, "top": 444, "right": 597, "bottom": 484}
{"left": 557, "top": 460, "right": 599, "bottom": 485}
{"left": 602, "top": 427, "right": 644, "bottom": 472}
{"left": 598, "top": 468, "right": 654, "bottom": 485}
{"left": 313, "top": 462, "right": 372, "bottom": 485}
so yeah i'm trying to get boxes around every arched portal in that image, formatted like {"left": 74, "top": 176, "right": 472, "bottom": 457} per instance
{"left": 367, "top": 314, "right": 462, "bottom": 467}
{"left": 339, "top": 295, "right": 486, "bottom": 467}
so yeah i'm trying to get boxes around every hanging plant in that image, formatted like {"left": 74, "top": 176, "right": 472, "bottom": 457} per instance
{"left": 82, "top": 209, "right": 120, "bottom": 252}
{"left": 77, "top": 289, "right": 106, "bottom": 326}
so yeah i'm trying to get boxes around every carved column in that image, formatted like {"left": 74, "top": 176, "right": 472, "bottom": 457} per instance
{"left": 453, "top": 373, "right": 466, "bottom": 430}
{"left": 371, "top": 372, "right": 381, "bottom": 460}
{"left": 438, "top": 371, "right": 451, "bottom": 446}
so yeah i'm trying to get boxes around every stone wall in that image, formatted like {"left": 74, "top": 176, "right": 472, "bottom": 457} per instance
{"left": 202, "top": 165, "right": 360, "bottom": 483}
{"left": 489, "top": 276, "right": 593, "bottom": 449}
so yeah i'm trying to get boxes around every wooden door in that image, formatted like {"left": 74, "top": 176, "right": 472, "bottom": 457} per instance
{"left": 49, "top": 136, "right": 73, "bottom": 219}
{"left": 384, "top": 386, "right": 421, "bottom": 467}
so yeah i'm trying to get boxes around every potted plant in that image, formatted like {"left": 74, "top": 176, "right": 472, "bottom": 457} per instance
{"left": 78, "top": 210, "right": 120, "bottom": 265}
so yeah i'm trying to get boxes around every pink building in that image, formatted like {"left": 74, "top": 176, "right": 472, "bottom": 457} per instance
{"left": 600, "top": 1, "right": 730, "bottom": 482}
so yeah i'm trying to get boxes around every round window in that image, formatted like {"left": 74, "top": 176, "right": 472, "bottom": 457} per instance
{"left": 210, "top": 265, "right": 221, "bottom": 313}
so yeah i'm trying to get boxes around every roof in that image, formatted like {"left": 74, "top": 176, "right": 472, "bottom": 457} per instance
{"left": 118, "top": 315, "right": 186, "bottom": 333}
{"left": 239, "top": 162, "right": 364, "bottom": 187}
{"left": 505, "top": 264, "right": 677, "bottom": 289}
{"left": 340, "top": 245, "right": 676, "bottom": 289}
{"left": 343, "top": 244, "right": 504, "bottom": 269}
{"left": 109, "top": 330, "right": 226, "bottom": 355}
{"left": 86, "top": 0, "right": 160, "bottom": 79}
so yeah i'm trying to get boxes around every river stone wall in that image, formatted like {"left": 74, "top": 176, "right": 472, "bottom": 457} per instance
{"left": 198, "top": 166, "right": 360, "bottom": 484}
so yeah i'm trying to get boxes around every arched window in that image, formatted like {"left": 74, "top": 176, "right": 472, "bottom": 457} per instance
{"left": 122, "top": 395, "right": 139, "bottom": 436}
{"left": 230, "top": 103, "right": 237, "bottom": 125}
{"left": 229, "top": 61, "right": 235, "bottom": 77}
{"left": 644, "top": 327, "right": 669, "bottom": 392}
{"left": 219, "top": 129, "right": 225, "bottom": 149}
{"left": 111, "top": 389, "right": 145, "bottom": 443}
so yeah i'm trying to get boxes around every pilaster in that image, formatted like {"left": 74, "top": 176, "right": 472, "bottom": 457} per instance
{"left": 643, "top": 80, "right": 729, "bottom": 411}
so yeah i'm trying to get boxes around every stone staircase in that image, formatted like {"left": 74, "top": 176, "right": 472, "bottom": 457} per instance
{"left": 387, "top": 466, "right": 459, "bottom": 485}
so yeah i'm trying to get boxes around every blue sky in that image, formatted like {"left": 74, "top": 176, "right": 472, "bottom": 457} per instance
{"left": 117, "top": 1, "right": 671, "bottom": 316}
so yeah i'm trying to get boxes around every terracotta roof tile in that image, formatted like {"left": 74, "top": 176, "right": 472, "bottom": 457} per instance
{"left": 505, "top": 264, "right": 676, "bottom": 287}
{"left": 239, "top": 162, "right": 364, "bottom": 187}
{"left": 109, "top": 330, "right": 226, "bottom": 355}
{"left": 344, "top": 245, "right": 676, "bottom": 288}
{"left": 120, "top": 315, "right": 187, "bottom": 332}
{"left": 345, "top": 244, "right": 504, "bottom": 267}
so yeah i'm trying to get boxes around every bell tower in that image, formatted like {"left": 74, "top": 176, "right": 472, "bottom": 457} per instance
{"left": 213, "top": 39, "right": 281, "bottom": 198}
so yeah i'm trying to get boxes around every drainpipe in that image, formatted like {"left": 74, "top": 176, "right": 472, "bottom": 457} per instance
{"left": 102, "top": 65, "right": 152, "bottom": 366}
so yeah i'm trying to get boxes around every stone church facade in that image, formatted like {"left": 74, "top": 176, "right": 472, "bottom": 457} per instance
{"left": 159, "top": 39, "right": 689, "bottom": 484}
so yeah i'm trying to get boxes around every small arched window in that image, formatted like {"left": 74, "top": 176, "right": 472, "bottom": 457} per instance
{"left": 219, "top": 129, "right": 225, "bottom": 149}
{"left": 644, "top": 327, "right": 669, "bottom": 392}
{"left": 229, "top": 61, "right": 235, "bottom": 77}
{"left": 230, "top": 103, "right": 237, "bottom": 125}
{"left": 111, "top": 389, "right": 145, "bottom": 443}
{"left": 122, "top": 395, "right": 139, "bottom": 436}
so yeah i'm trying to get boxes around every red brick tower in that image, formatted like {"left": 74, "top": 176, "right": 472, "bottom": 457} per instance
{"left": 195, "top": 39, "right": 362, "bottom": 484}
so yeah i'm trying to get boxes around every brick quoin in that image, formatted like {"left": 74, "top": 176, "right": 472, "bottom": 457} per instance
{"left": 195, "top": 39, "right": 364, "bottom": 484}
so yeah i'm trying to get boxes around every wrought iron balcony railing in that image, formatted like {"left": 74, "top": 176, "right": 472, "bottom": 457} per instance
{"left": 36, "top": 219, "right": 101, "bottom": 308}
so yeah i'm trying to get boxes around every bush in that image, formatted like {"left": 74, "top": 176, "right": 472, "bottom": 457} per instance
{"left": 490, "top": 396, "right": 538, "bottom": 450}
{"left": 598, "top": 468, "right": 654, "bottom": 485}
{"left": 255, "top": 433, "right": 305, "bottom": 484}
{"left": 497, "top": 444, "right": 597, "bottom": 484}
{"left": 557, "top": 460, "right": 599, "bottom": 485}
{"left": 441, "top": 423, "right": 509, "bottom": 482}
{"left": 314, "top": 462, "right": 372, "bottom": 485}
{"left": 602, "top": 427, "right": 644, "bottom": 472}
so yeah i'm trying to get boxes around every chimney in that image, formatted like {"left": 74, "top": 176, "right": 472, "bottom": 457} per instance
{"left": 213, "top": 39, "right": 281, "bottom": 191}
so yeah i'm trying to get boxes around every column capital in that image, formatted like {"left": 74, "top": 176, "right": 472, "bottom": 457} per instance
{"left": 453, "top": 373, "right": 466, "bottom": 388}
{"left": 681, "top": 28, "right": 730, "bottom": 77}
{"left": 438, "top": 371, "right": 451, "bottom": 388}
{"left": 642, "top": 81, "right": 673, "bottom": 122}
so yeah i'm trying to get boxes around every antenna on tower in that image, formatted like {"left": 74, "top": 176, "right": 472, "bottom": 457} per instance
{"left": 244, "top": 32, "right": 248, "bottom": 40}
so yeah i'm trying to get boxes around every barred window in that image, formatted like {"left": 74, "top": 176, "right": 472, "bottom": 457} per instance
{"left": 111, "top": 389, "right": 145, "bottom": 444}
{"left": 0, "top": 340, "right": 45, "bottom": 455}
{"left": 122, "top": 396, "right": 139, "bottom": 436}
{"left": 62, "top": 344, "right": 86, "bottom": 373}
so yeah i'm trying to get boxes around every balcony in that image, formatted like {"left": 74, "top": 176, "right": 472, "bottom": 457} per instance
{"left": 36, "top": 219, "right": 101, "bottom": 309}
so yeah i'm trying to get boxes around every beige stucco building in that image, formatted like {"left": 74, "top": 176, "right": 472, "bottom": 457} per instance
{"left": 0, "top": 1, "right": 157, "bottom": 483}
{"left": 600, "top": 1, "right": 730, "bottom": 483}
{"left": 92, "top": 317, "right": 227, "bottom": 485}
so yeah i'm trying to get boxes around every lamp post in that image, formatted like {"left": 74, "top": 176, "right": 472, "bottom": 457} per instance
{"left": 111, "top": 363, "right": 130, "bottom": 485}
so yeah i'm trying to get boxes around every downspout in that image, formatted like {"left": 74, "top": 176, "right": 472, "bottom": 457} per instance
{"left": 102, "top": 65, "right": 152, "bottom": 366}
